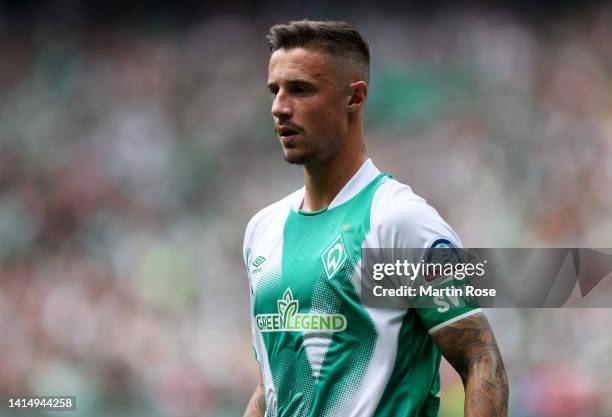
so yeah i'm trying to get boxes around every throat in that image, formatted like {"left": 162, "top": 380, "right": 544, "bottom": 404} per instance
{"left": 301, "top": 162, "right": 364, "bottom": 212}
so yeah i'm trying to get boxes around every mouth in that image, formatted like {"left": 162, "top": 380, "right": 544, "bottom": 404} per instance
{"left": 277, "top": 126, "right": 300, "bottom": 141}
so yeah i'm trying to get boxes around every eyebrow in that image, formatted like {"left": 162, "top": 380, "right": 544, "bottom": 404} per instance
{"left": 267, "top": 79, "right": 315, "bottom": 90}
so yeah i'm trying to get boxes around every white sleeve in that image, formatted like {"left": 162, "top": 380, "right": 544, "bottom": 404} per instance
{"left": 366, "top": 179, "right": 480, "bottom": 331}
{"left": 368, "top": 179, "right": 462, "bottom": 250}
{"left": 242, "top": 216, "right": 258, "bottom": 363}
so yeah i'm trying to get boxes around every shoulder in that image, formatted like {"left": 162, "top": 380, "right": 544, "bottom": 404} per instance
{"left": 369, "top": 177, "right": 462, "bottom": 248}
{"left": 243, "top": 188, "right": 301, "bottom": 254}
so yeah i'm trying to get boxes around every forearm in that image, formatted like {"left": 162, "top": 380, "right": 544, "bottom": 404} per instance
{"left": 432, "top": 313, "right": 508, "bottom": 417}
{"left": 463, "top": 352, "right": 509, "bottom": 417}
{"left": 243, "top": 382, "right": 266, "bottom": 417}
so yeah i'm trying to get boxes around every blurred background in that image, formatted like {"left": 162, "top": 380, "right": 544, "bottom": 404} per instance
{"left": 1, "top": 0, "right": 612, "bottom": 416}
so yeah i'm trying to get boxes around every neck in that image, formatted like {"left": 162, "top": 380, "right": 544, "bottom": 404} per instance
{"left": 301, "top": 140, "right": 367, "bottom": 212}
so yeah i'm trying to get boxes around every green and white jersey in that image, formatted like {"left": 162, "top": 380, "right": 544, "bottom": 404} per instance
{"left": 243, "top": 159, "right": 480, "bottom": 417}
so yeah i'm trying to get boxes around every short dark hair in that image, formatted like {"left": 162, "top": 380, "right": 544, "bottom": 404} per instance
{"left": 267, "top": 20, "right": 370, "bottom": 83}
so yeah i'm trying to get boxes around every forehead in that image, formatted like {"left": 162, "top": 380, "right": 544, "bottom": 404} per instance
{"left": 268, "top": 47, "right": 335, "bottom": 84}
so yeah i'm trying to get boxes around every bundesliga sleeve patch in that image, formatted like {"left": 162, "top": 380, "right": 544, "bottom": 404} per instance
{"left": 415, "top": 239, "right": 481, "bottom": 314}
{"left": 423, "top": 239, "right": 462, "bottom": 282}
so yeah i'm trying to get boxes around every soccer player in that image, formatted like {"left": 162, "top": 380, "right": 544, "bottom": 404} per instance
{"left": 243, "top": 20, "right": 508, "bottom": 417}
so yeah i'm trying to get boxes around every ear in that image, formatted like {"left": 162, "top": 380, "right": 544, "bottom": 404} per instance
{"left": 347, "top": 81, "right": 368, "bottom": 113}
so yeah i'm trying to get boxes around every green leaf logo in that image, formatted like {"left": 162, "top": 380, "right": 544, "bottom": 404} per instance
{"left": 277, "top": 288, "right": 299, "bottom": 327}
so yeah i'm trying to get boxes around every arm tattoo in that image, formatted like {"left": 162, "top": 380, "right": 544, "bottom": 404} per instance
{"left": 432, "top": 313, "right": 509, "bottom": 417}
{"left": 243, "top": 381, "right": 266, "bottom": 417}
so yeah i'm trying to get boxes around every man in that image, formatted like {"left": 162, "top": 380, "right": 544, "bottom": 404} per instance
{"left": 243, "top": 20, "right": 508, "bottom": 417}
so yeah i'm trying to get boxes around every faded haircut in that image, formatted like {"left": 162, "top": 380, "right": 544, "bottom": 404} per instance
{"left": 267, "top": 20, "right": 370, "bottom": 83}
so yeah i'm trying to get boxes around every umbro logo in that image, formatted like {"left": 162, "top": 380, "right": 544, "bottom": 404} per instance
{"left": 252, "top": 256, "right": 266, "bottom": 268}
{"left": 251, "top": 256, "right": 266, "bottom": 274}
{"left": 322, "top": 234, "right": 347, "bottom": 279}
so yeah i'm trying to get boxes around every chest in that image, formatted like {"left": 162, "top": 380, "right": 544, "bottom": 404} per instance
{"left": 249, "top": 210, "right": 369, "bottom": 317}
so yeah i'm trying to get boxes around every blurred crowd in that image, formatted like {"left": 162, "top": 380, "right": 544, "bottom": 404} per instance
{"left": 1, "top": 5, "right": 612, "bottom": 417}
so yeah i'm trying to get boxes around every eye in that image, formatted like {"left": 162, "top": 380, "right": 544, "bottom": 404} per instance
{"left": 291, "top": 85, "right": 310, "bottom": 95}
{"left": 268, "top": 85, "right": 278, "bottom": 96}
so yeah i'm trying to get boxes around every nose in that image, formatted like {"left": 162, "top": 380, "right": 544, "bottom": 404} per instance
{"left": 271, "top": 90, "right": 293, "bottom": 120}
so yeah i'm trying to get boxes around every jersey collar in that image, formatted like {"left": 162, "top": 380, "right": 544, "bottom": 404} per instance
{"left": 291, "top": 158, "right": 381, "bottom": 212}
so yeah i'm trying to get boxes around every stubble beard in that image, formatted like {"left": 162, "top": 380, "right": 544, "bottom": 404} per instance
{"left": 282, "top": 135, "right": 342, "bottom": 166}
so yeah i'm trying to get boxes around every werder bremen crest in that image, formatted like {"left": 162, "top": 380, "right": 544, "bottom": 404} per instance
{"left": 322, "top": 234, "right": 347, "bottom": 279}
{"left": 255, "top": 288, "right": 347, "bottom": 333}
